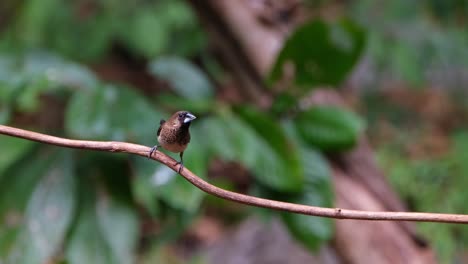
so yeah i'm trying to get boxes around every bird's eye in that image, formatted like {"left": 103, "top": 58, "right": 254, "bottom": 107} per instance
{"left": 178, "top": 113, "right": 184, "bottom": 118}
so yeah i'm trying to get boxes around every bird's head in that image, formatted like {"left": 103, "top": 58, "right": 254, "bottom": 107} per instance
{"left": 171, "top": 111, "right": 197, "bottom": 126}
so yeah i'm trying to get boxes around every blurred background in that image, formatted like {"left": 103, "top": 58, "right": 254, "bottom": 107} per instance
{"left": 0, "top": 0, "right": 467, "bottom": 263}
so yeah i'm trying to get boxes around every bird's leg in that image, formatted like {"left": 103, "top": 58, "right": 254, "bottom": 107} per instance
{"left": 148, "top": 145, "right": 159, "bottom": 158}
{"left": 176, "top": 151, "right": 184, "bottom": 173}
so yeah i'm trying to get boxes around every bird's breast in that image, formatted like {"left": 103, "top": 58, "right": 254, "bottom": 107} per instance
{"left": 157, "top": 126, "right": 190, "bottom": 153}
{"left": 158, "top": 138, "right": 187, "bottom": 153}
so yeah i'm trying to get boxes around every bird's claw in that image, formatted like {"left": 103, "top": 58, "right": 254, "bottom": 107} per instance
{"left": 148, "top": 145, "right": 159, "bottom": 158}
{"left": 176, "top": 161, "right": 184, "bottom": 173}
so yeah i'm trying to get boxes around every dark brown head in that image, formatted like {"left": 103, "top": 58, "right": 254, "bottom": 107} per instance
{"left": 168, "top": 111, "right": 197, "bottom": 127}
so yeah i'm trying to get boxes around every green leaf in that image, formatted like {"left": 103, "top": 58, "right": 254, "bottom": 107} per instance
{"left": 0, "top": 146, "right": 60, "bottom": 220}
{"left": 279, "top": 146, "right": 333, "bottom": 250}
{"left": 0, "top": 136, "right": 35, "bottom": 176}
{"left": 96, "top": 192, "right": 139, "bottom": 264}
{"left": 269, "top": 18, "right": 365, "bottom": 89}
{"left": 234, "top": 106, "right": 303, "bottom": 185}
{"left": 120, "top": 9, "right": 168, "bottom": 58}
{"left": 281, "top": 192, "right": 333, "bottom": 251}
{"left": 17, "top": 0, "right": 62, "bottom": 46}
{"left": 0, "top": 147, "right": 62, "bottom": 261}
{"left": 0, "top": 227, "right": 21, "bottom": 261}
{"left": 201, "top": 109, "right": 303, "bottom": 192}
{"left": 66, "top": 181, "right": 137, "bottom": 264}
{"left": 301, "top": 148, "right": 332, "bottom": 194}
{"left": 271, "top": 92, "right": 299, "bottom": 115}
{"left": 295, "top": 106, "right": 365, "bottom": 151}
{"left": 158, "top": 167, "right": 204, "bottom": 212}
{"left": 131, "top": 158, "right": 161, "bottom": 216}
{"left": 157, "top": 0, "right": 196, "bottom": 28}
{"left": 48, "top": 7, "right": 114, "bottom": 61}
{"left": 24, "top": 150, "right": 76, "bottom": 261}
{"left": 0, "top": 104, "right": 11, "bottom": 124}
{"left": 0, "top": 52, "right": 97, "bottom": 112}
{"left": 149, "top": 56, "right": 214, "bottom": 99}
{"left": 66, "top": 195, "right": 114, "bottom": 264}
{"left": 16, "top": 76, "right": 50, "bottom": 112}
{"left": 20, "top": 52, "right": 97, "bottom": 89}
{"left": 6, "top": 150, "right": 76, "bottom": 263}
{"left": 65, "top": 84, "right": 162, "bottom": 144}
{"left": 160, "top": 1, "right": 206, "bottom": 57}
{"left": 263, "top": 122, "right": 334, "bottom": 250}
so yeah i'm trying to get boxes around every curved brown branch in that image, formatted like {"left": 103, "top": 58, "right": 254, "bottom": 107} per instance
{"left": 0, "top": 124, "right": 467, "bottom": 224}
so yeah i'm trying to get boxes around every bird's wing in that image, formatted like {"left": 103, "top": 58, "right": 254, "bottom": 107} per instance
{"left": 157, "top": 119, "right": 166, "bottom": 136}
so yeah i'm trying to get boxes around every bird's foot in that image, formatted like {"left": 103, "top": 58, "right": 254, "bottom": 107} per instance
{"left": 148, "top": 145, "right": 159, "bottom": 158}
{"left": 175, "top": 161, "right": 184, "bottom": 173}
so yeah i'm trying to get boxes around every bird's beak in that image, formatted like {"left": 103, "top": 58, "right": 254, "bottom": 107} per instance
{"left": 183, "top": 113, "right": 197, "bottom": 124}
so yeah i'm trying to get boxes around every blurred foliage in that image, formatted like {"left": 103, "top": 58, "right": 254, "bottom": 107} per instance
{"left": 149, "top": 56, "right": 214, "bottom": 100}
{"left": 349, "top": 0, "right": 468, "bottom": 88}
{"left": 1, "top": 0, "right": 204, "bottom": 61}
{"left": 0, "top": 0, "right": 370, "bottom": 263}
{"left": 363, "top": 89, "right": 468, "bottom": 263}
{"left": 377, "top": 133, "right": 468, "bottom": 263}
{"left": 66, "top": 84, "right": 161, "bottom": 142}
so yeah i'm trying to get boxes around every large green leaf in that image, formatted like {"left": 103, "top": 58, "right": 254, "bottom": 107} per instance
{"left": 158, "top": 166, "right": 205, "bottom": 212}
{"left": 0, "top": 147, "right": 73, "bottom": 263}
{"left": 269, "top": 19, "right": 365, "bottom": 89}
{"left": 131, "top": 158, "right": 161, "bottom": 216}
{"left": 234, "top": 106, "right": 303, "bottom": 179}
{"left": 24, "top": 150, "right": 76, "bottom": 261}
{"left": 19, "top": 52, "right": 97, "bottom": 90}
{"left": 66, "top": 172, "right": 138, "bottom": 264}
{"left": 280, "top": 146, "right": 333, "bottom": 251}
{"left": 0, "top": 136, "right": 35, "bottom": 176}
{"left": 149, "top": 56, "right": 214, "bottom": 99}
{"left": 0, "top": 227, "right": 20, "bottom": 262}
{"left": 295, "top": 106, "right": 365, "bottom": 151}
{"left": 5, "top": 150, "right": 76, "bottom": 263}
{"left": 119, "top": 9, "right": 168, "bottom": 58}
{"left": 258, "top": 122, "right": 334, "bottom": 250}
{"left": 0, "top": 152, "right": 53, "bottom": 261}
{"left": 0, "top": 146, "right": 60, "bottom": 220}
{"left": 16, "top": 0, "right": 61, "bottom": 46}
{"left": 96, "top": 192, "right": 139, "bottom": 264}
{"left": 0, "top": 52, "right": 97, "bottom": 113}
{"left": 66, "top": 195, "right": 114, "bottom": 264}
{"left": 201, "top": 109, "right": 303, "bottom": 192}
{"left": 44, "top": 3, "right": 115, "bottom": 61}
{"left": 281, "top": 191, "right": 333, "bottom": 251}
{"left": 0, "top": 104, "right": 10, "bottom": 124}
{"left": 6, "top": 0, "right": 203, "bottom": 61}
{"left": 66, "top": 84, "right": 162, "bottom": 144}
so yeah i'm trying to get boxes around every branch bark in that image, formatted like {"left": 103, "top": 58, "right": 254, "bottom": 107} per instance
{"left": 1, "top": 124, "right": 468, "bottom": 224}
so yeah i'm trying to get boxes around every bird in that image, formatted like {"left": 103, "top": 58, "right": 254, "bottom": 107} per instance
{"left": 148, "top": 111, "right": 196, "bottom": 173}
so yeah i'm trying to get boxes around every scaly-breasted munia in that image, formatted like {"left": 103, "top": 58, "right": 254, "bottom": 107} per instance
{"left": 148, "top": 111, "right": 196, "bottom": 173}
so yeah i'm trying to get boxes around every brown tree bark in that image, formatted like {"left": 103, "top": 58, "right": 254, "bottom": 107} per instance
{"left": 188, "top": 0, "right": 436, "bottom": 263}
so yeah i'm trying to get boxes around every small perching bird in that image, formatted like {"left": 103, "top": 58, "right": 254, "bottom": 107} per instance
{"left": 148, "top": 111, "right": 196, "bottom": 173}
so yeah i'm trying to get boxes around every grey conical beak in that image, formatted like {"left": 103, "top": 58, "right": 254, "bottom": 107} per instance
{"left": 183, "top": 113, "right": 196, "bottom": 124}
